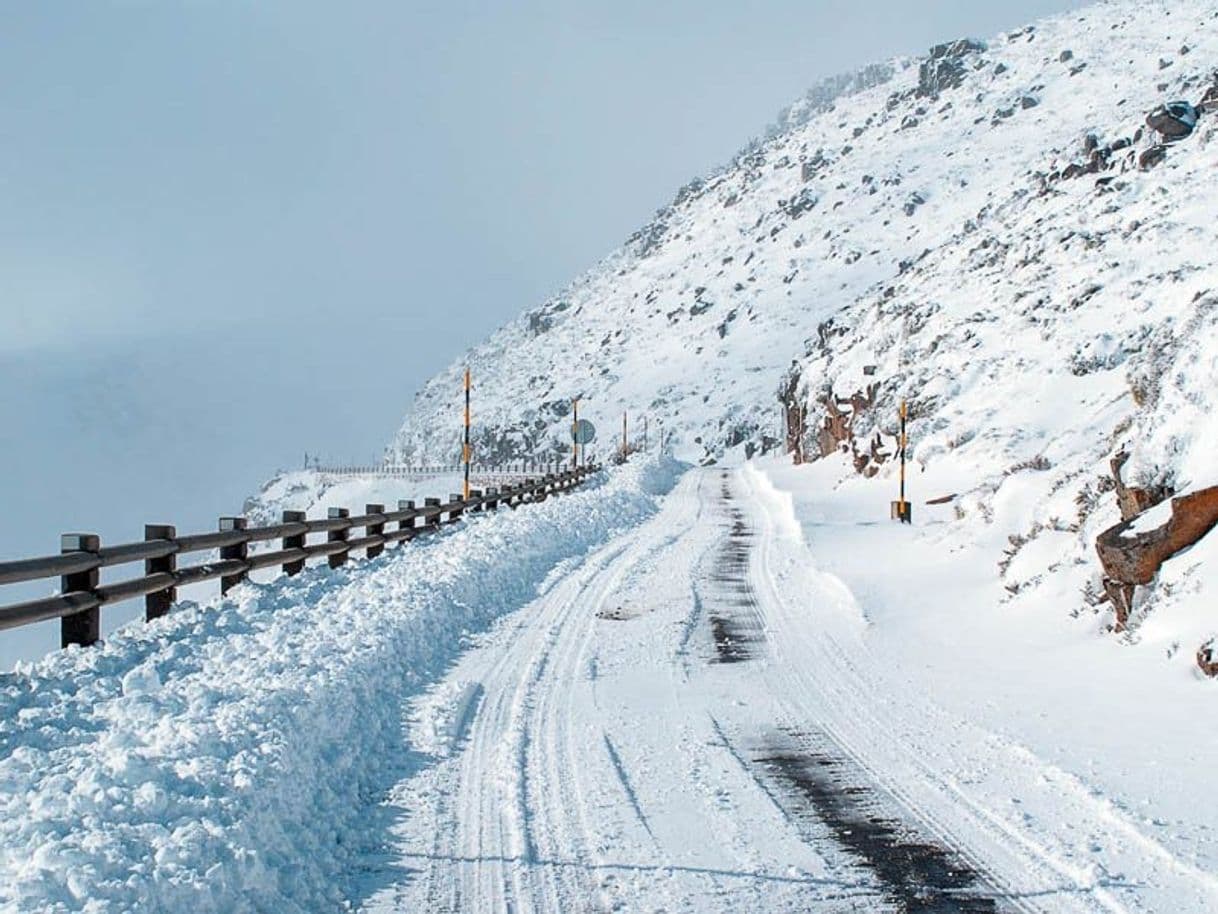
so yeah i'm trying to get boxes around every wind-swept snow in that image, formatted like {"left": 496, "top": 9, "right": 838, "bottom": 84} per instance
{"left": 0, "top": 459, "right": 680, "bottom": 913}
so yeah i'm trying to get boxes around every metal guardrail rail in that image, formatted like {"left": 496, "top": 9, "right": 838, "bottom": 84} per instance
{"left": 314, "top": 461, "right": 569, "bottom": 479}
{"left": 0, "top": 465, "right": 600, "bottom": 651}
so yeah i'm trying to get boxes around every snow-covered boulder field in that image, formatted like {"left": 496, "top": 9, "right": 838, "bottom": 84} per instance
{"left": 0, "top": 458, "right": 681, "bottom": 913}
{"left": 391, "top": 0, "right": 1218, "bottom": 666}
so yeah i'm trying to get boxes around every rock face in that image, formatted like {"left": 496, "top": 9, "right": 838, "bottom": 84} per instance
{"left": 814, "top": 383, "right": 887, "bottom": 476}
{"left": 1095, "top": 485, "right": 1218, "bottom": 629}
{"left": 778, "top": 364, "right": 807, "bottom": 464}
{"left": 917, "top": 39, "right": 986, "bottom": 98}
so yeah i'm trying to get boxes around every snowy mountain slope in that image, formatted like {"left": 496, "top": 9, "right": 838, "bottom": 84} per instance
{"left": 392, "top": 0, "right": 1216, "bottom": 469}
{"left": 389, "top": 0, "right": 1218, "bottom": 659}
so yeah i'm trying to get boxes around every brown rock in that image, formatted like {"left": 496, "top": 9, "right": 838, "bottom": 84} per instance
{"left": 1198, "top": 641, "right": 1218, "bottom": 677}
{"left": 1096, "top": 486, "right": 1218, "bottom": 630}
{"left": 778, "top": 366, "right": 808, "bottom": 464}
{"left": 1139, "top": 145, "right": 1168, "bottom": 170}
{"left": 1110, "top": 452, "right": 1170, "bottom": 522}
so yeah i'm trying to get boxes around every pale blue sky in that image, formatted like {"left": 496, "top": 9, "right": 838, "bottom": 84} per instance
{"left": 0, "top": 0, "right": 1086, "bottom": 665}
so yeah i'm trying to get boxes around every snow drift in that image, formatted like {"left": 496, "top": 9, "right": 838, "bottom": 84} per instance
{"left": 0, "top": 457, "right": 682, "bottom": 913}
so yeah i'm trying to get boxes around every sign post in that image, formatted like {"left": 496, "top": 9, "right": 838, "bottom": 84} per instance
{"left": 463, "top": 367, "right": 472, "bottom": 500}
{"left": 890, "top": 400, "right": 912, "bottom": 524}
{"left": 571, "top": 398, "right": 580, "bottom": 468}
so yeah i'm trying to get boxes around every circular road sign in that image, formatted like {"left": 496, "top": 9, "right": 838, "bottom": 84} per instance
{"left": 573, "top": 418, "right": 596, "bottom": 445}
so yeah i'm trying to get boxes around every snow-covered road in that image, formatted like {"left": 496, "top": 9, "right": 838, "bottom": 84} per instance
{"left": 353, "top": 467, "right": 1218, "bottom": 914}
{"left": 4, "top": 461, "right": 1212, "bottom": 912}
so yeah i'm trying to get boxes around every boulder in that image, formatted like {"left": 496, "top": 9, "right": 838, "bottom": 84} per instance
{"left": 1096, "top": 485, "right": 1218, "bottom": 630}
{"left": 1146, "top": 101, "right": 1199, "bottom": 140}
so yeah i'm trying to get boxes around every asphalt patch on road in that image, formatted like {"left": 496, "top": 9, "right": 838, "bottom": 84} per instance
{"left": 707, "top": 475, "right": 764, "bottom": 663}
{"left": 753, "top": 727, "right": 1004, "bottom": 912}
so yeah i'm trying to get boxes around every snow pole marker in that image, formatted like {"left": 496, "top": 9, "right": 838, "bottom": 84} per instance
{"left": 572, "top": 398, "right": 580, "bottom": 468}
{"left": 463, "top": 367, "right": 472, "bottom": 500}
{"left": 890, "top": 400, "right": 912, "bottom": 524}
{"left": 622, "top": 410, "right": 628, "bottom": 461}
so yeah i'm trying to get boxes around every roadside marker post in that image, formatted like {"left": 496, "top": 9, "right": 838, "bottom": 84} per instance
{"left": 572, "top": 398, "right": 580, "bottom": 469}
{"left": 463, "top": 368, "right": 472, "bottom": 500}
{"left": 890, "top": 400, "right": 912, "bottom": 524}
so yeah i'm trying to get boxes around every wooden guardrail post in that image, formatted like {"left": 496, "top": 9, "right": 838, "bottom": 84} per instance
{"left": 449, "top": 494, "right": 464, "bottom": 521}
{"left": 366, "top": 504, "right": 385, "bottom": 559}
{"left": 145, "top": 525, "right": 176, "bottom": 620}
{"left": 60, "top": 533, "right": 100, "bottom": 648}
{"left": 219, "top": 517, "right": 248, "bottom": 594}
{"left": 398, "top": 500, "right": 415, "bottom": 541}
{"left": 327, "top": 508, "right": 350, "bottom": 568}
{"left": 425, "top": 497, "right": 441, "bottom": 528}
{"left": 469, "top": 489, "right": 483, "bottom": 513}
{"left": 283, "top": 510, "right": 306, "bottom": 576}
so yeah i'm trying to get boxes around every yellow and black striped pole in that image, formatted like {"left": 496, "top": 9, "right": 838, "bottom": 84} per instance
{"left": 899, "top": 399, "right": 907, "bottom": 514}
{"left": 572, "top": 398, "right": 580, "bottom": 469}
{"left": 463, "top": 367, "right": 472, "bottom": 500}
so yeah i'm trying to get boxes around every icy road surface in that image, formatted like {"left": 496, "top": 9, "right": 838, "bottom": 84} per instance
{"left": 353, "top": 468, "right": 1218, "bottom": 914}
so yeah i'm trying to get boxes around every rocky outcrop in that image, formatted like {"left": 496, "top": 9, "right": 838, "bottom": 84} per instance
{"left": 813, "top": 383, "right": 887, "bottom": 476}
{"left": 917, "top": 39, "right": 986, "bottom": 99}
{"left": 1096, "top": 485, "right": 1218, "bottom": 630}
{"left": 778, "top": 364, "right": 807, "bottom": 464}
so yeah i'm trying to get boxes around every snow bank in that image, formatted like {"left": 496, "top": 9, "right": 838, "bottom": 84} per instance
{"left": 242, "top": 469, "right": 466, "bottom": 528}
{"left": 0, "top": 456, "right": 683, "bottom": 913}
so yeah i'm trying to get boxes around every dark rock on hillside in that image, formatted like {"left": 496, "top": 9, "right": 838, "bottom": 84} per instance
{"left": 528, "top": 310, "right": 553, "bottom": 336}
{"left": 780, "top": 188, "right": 819, "bottom": 219}
{"left": 917, "top": 39, "right": 986, "bottom": 98}
{"left": 1146, "top": 101, "right": 1198, "bottom": 140}
{"left": 1198, "top": 640, "right": 1218, "bottom": 678}
{"left": 1139, "top": 145, "right": 1168, "bottom": 171}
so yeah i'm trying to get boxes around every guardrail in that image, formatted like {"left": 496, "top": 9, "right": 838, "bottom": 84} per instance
{"left": 0, "top": 465, "right": 600, "bottom": 652}
{"left": 315, "top": 461, "right": 568, "bottom": 479}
